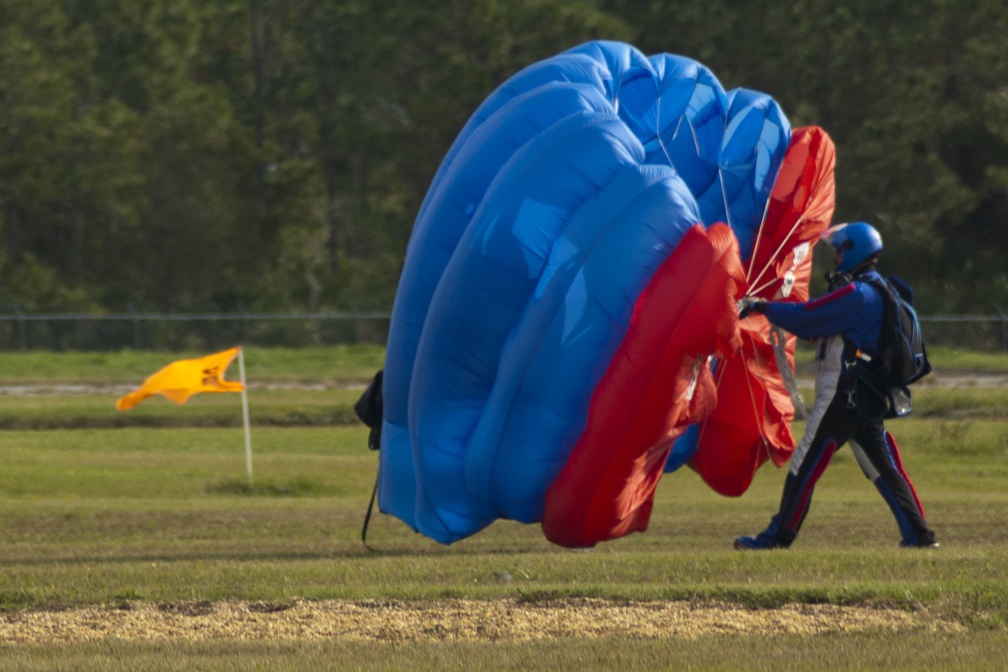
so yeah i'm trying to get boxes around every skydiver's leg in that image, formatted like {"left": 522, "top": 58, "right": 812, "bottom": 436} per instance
{"left": 851, "top": 423, "right": 936, "bottom": 547}
{"left": 850, "top": 437, "right": 907, "bottom": 532}
{"left": 850, "top": 438, "right": 914, "bottom": 540}
{"left": 736, "top": 393, "right": 853, "bottom": 549}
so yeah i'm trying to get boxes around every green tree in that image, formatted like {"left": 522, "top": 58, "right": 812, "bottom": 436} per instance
{"left": 601, "top": 0, "right": 1008, "bottom": 311}
{"left": 1, "top": 0, "right": 1003, "bottom": 325}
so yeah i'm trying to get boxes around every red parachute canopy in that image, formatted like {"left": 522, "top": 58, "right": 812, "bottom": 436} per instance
{"left": 542, "top": 223, "right": 745, "bottom": 547}
{"left": 688, "top": 126, "right": 837, "bottom": 497}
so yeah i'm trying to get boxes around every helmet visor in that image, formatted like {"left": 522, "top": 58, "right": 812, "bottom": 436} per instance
{"left": 820, "top": 223, "right": 854, "bottom": 250}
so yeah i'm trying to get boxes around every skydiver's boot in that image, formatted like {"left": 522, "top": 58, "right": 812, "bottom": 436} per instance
{"left": 734, "top": 473, "right": 804, "bottom": 550}
{"left": 868, "top": 476, "right": 940, "bottom": 548}
{"left": 733, "top": 514, "right": 792, "bottom": 550}
{"left": 855, "top": 433, "right": 938, "bottom": 549}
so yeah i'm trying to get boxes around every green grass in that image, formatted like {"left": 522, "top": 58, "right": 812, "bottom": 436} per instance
{"left": 0, "top": 343, "right": 1002, "bottom": 384}
{"left": 0, "top": 389, "right": 366, "bottom": 430}
{"left": 0, "top": 344, "right": 385, "bottom": 383}
{"left": 3, "top": 632, "right": 1007, "bottom": 672}
{"left": 0, "top": 373, "right": 1005, "bottom": 433}
{"left": 793, "top": 342, "right": 1008, "bottom": 374}
{"left": 2, "top": 632, "right": 1004, "bottom": 672}
{"left": 0, "top": 346, "right": 1006, "bottom": 669}
{"left": 925, "top": 345, "right": 1008, "bottom": 372}
{"left": 9, "top": 422, "right": 1002, "bottom": 598}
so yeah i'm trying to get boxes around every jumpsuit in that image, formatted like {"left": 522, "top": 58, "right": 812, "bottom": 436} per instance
{"left": 745, "top": 269, "right": 936, "bottom": 548}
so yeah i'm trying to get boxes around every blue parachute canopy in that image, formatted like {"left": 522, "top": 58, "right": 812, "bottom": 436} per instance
{"left": 379, "top": 41, "right": 791, "bottom": 544}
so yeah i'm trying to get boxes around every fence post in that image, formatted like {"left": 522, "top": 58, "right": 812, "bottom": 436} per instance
{"left": 128, "top": 303, "right": 141, "bottom": 349}
{"left": 350, "top": 302, "right": 361, "bottom": 343}
{"left": 237, "top": 302, "right": 248, "bottom": 345}
{"left": 998, "top": 304, "right": 1007, "bottom": 352}
{"left": 14, "top": 303, "right": 26, "bottom": 351}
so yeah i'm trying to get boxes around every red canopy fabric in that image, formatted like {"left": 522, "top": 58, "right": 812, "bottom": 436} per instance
{"left": 542, "top": 223, "right": 745, "bottom": 547}
{"left": 688, "top": 126, "right": 837, "bottom": 496}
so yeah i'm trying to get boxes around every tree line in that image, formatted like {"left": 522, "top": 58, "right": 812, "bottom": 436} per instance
{"left": 1, "top": 0, "right": 1004, "bottom": 319}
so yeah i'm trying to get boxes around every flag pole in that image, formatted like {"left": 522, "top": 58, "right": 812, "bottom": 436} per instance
{"left": 238, "top": 347, "right": 253, "bottom": 484}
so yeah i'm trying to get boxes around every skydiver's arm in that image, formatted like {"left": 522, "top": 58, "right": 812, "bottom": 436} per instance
{"left": 763, "top": 283, "right": 868, "bottom": 341}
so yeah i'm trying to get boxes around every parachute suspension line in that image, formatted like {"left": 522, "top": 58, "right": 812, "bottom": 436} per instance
{"left": 655, "top": 101, "right": 679, "bottom": 169}
{"left": 746, "top": 133, "right": 793, "bottom": 285}
{"left": 740, "top": 328, "right": 773, "bottom": 463}
{"left": 746, "top": 214, "right": 806, "bottom": 295}
{"left": 685, "top": 355, "right": 706, "bottom": 401}
{"left": 769, "top": 326, "right": 807, "bottom": 418}
{"left": 611, "top": 71, "right": 625, "bottom": 113}
{"left": 658, "top": 134, "right": 674, "bottom": 168}
{"left": 745, "top": 197, "right": 774, "bottom": 284}
{"left": 694, "top": 355, "right": 729, "bottom": 449}
{"left": 658, "top": 117, "right": 700, "bottom": 168}
{"left": 717, "top": 169, "right": 731, "bottom": 228}
{"left": 687, "top": 116, "right": 702, "bottom": 154}
{"left": 746, "top": 276, "right": 780, "bottom": 299}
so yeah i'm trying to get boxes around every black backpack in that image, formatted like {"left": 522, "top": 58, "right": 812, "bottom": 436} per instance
{"left": 354, "top": 369, "right": 384, "bottom": 450}
{"left": 850, "top": 275, "right": 931, "bottom": 419}
{"left": 865, "top": 275, "right": 931, "bottom": 388}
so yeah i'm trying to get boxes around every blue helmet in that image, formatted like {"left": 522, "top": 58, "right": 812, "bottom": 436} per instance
{"left": 820, "top": 221, "right": 883, "bottom": 273}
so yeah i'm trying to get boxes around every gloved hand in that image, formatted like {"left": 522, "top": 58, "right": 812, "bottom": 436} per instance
{"left": 737, "top": 296, "right": 768, "bottom": 319}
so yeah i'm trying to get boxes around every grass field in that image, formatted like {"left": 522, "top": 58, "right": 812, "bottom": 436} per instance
{"left": 1, "top": 346, "right": 1007, "bottom": 670}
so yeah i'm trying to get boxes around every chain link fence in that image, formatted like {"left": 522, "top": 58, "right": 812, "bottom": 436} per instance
{"left": 0, "top": 311, "right": 392, "bottom": 351}
{"left": 0, "top": 311, "right": 1004, "bottom": 352}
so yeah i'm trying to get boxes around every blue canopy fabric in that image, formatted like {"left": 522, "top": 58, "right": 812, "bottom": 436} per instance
{"left": 378, "top": 41, "right": 792, "bottom": 544}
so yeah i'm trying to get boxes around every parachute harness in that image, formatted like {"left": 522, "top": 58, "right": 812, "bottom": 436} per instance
{"left": 770, "top": 325, "right": 807, "bottom": 418}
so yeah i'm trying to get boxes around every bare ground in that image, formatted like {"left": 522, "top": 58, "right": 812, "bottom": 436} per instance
{"left": 0, "top": 598, "right": 963, "bottom": 644}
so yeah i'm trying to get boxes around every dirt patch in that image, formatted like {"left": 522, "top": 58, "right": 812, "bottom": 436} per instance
{"left": 0, "top": 598, "right": 963, "bottom": 643}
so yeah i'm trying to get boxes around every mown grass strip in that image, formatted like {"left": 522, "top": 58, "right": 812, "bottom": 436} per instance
{"left": 0, "top": 344, "right": 1004, "bottom": 384}
{"left": 0, "top": 385, "right": 1006, "bottom": 432}
{"left": 0, "top": 350, "right": 1006, "bottom": 669}
{"left": 1, "top": 421, "right": 1006, "bottom": 622}
{"left": 0, "top": 345, "right": 386, "bottom": 383}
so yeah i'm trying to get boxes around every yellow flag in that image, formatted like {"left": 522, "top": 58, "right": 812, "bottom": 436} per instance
{"left": 116, "top": 347, "right": 245, "bottom": 411}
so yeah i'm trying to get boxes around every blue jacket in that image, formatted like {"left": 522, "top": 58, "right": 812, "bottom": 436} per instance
{"left": 764, "top": 270, "right": 886, "bottom": 356}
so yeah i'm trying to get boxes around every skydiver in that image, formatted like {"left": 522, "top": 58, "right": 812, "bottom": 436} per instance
{"left": 733, "top": 221, "right": 938, "bottom": 550}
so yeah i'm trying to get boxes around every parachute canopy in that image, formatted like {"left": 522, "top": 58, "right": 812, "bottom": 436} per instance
{"left": 378, "top": 41, "right": 835, "bottom": 547}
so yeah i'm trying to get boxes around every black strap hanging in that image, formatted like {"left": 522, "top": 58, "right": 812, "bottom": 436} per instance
{"left": 361, "top": 473, "right": 379, "bottom": 551}
{"left": 354, "top": 370, "right": 384, "bottom": 551}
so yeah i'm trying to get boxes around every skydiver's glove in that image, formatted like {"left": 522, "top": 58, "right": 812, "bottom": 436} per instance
{"left": 737, "top": 297, "right": 768, "bottom": 319}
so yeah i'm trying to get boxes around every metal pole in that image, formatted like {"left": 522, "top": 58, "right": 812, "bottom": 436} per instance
{"left": 238, "top": 348, "right": 253, "bottom": 484}
{"left": 350, "top": 302, "right": 361, "bottom": 344}
{"left": 997, "top": 305, "right": 1007, "bottom": 352}
{"left": 14, "top": 304, "right": 26, "bottom": 351}
{"left": 128, "top": 303, "right": 141, "bottom": 349}
{"left": 237, "top": 302, "right": 248, "bottom": 345}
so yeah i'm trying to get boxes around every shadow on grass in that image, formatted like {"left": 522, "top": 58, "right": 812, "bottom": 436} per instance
{"left": 205, "top": 477, "right": 326, "bottom": 497}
